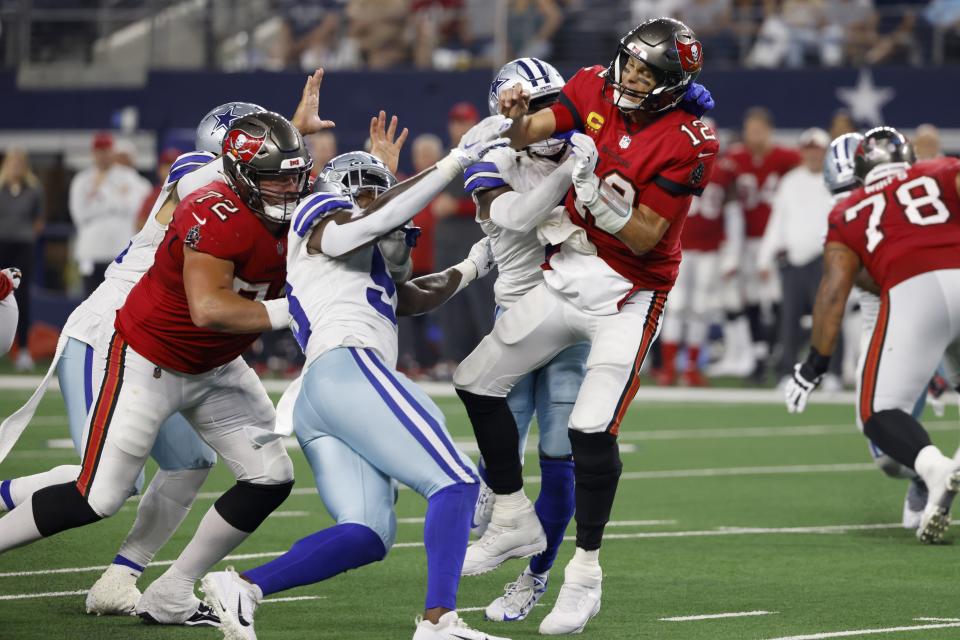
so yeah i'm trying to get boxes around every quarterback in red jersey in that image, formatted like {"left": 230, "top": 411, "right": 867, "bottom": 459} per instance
{"left": 657, "top": 119, "right": 732, "bottom": 386}
{"left": 453, "top": 17, "right": 716, "bottom": 634}
{"left": 718, "top": 108, "right": 801, "bottom": 379}
{"left": 785, "top": 127, "right": 960, "bottom": 545}
{"left": 0, "top": 112, "right": 310, "bottom": 625}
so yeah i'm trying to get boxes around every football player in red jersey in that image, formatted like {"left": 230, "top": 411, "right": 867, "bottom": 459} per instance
{"left": 785, "top": 127, "right": 960, "bottom": 545}
{"left": 0, "top": 267, "right": 21, "bottom": 356}
{"left": 655, "top": 117, "right": 731, "bottom": 387}
{"left": 715, "top": 107, "right": 801, "bottom": 380}
{"left": 0, "top": 112, "right": 310, "bottom": 625}
{"left": 453, "top": 18, "right": 717, "bottom": 634}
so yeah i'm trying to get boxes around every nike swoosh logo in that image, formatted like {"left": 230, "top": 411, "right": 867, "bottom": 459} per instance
{"left": 192, "top": 213, "right": 207, "bottom": 225}
{"left": 450, "top": 634, "right": 475, "bottom": 640}
{"left": 697, "top": 152, "right": 714, "bottom": 158}
{"left": 237, "top": 595, "right": 251, "bottom": 627}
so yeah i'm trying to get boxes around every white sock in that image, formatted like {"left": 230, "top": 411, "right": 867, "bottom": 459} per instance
{"left": 915, "top": 445, "right": 952, "bottom": 484}
{"left": 495, "top": 490, "right": 530, "bottom": 512}
{"left": 0, "top": 496, "right": 43, "bottom": 552}
{"left": 169, "top": 506, "right": 249, "bottom": 581}
{"left": 7, "top": 465, "right": 81, "bottom": 509}
{"left": 116, "top": 468, "right": 211, "bottom": 568}
{"left": 565, "top": 547, "right": 602, "bottom": 585}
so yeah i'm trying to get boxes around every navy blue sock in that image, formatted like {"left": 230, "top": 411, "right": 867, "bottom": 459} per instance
{"left": 529, "top": 457, "right": 575, "bottom": 575}
{"left": 424, "top": 482, "right": 479, "bottom": 610}
{"left": 244, "top": 523, "right": 386, "bottom": 597}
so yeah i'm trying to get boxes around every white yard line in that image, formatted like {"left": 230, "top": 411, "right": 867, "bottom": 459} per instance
{"left": 0, "top": 589, "right": 88, "bottom": 600}
{"left": 270, "top": 510, "right": 312, "bottom": 518}
{"left": 763, "top": 622, "right": 960, "bottom": 639}
{"left": 394, "top": 517, "right": 676, "bottom": 527}
{"left": 262, "top": 595, "right": 326, "bottom": 604}
{"left": 3, "top": 520, "right": 948, "bottom": 580}
{"left": 914, "top": 617, "right": 960, "bottom": 623}
{"left": 661, "top": 610, "right": 777, "bottom": 622}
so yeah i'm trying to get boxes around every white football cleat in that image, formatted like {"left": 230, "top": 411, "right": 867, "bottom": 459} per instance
{"left": 137, "top": 575, "right": 220, "bottom": 627}
{"left": 538, "top": 561, "right": 601, "bottom": 635}
{"left": 901, "top": 478, "right": 928, "bottom": 530}
{"left": 916, "top": 464, "right": 960, "bottom": 544}
{"left": 462, "top": 501, "right": 546, "bottom": 576}
{"left": 472, "top": 482, "right": 495, "bottom": 538}
{"left": 413, "top": 611, "right": 511, "bottom": 640}
{"left": 201, "top": 568, "right": 261, "bottom": 640}
{"left": 485, "top": 568, "right": 548, "bottom": 622}
{"left": 86, "top": 564, "right": 141, "bottom": 616}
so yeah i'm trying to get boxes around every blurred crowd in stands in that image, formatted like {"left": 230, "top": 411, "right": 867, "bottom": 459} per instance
{"left": 4, "top": 0, "right": 960, "bottom": 71}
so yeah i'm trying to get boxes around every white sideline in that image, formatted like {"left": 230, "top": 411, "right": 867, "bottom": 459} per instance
{"left": 2, "top": 520, "right": 950, "bottom": 580}
{"left": 661, "top": 610, "right": 776, "bottom": 622}
{"left": 0, "top": 374, "right": 873, "bottom": 405}
{"left": 763, "top": 622, "right": 960, "bottom": 639}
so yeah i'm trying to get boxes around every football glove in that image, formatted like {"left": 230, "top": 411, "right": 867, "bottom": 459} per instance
{"left": 2, "top": 268, "right": 21, "bottom": 290}
{"left": 680, "top": 82, "right": 715, "bottom": 118}
{"left": 784, "top": 349, "right": 830, "bottom": 414}
{"left": 453, "top": 115, "right": 512, "bottom": 169}
{"left": 570, "top": 133, "right": 631, "bottom": 235}
{"left": 466, "top": 236, "right": 496, "bottom": 280}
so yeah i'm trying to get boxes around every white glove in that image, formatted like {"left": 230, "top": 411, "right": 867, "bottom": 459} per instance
{"left": 2, "top": 268, "right": 22, "bottom": 290}
{"left": 569, "top": 133, "right": 631, "bottom": 235}
{"left": 466, "top": 237, "right": 496, "bottom": 280}
{"left": 570, "top": 132, "right": 599, "bottom": 189}
{"left": 784, "top": 362, "right": 822, "bottom": 414}
{"left": 452, "top": 115, "right": 512, "bottom": 168}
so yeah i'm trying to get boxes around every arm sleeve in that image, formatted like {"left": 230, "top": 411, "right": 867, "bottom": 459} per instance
{"left": 320, "top": 158, "right": 462, "bottom": 257}
{"left": 489, "top": 158, "right": 574, "bottom": 232}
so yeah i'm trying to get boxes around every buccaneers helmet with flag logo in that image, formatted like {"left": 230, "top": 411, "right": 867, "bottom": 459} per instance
{"left": 604, "top": 17, "right": 703, "bottom": 113}
{"left": 222, "top": 111, "right": 313, "bottom": 224}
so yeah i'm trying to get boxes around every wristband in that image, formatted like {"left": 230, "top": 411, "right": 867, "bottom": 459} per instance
{"left": 262, "top": 298, "right": 291, "bottom": 330}
{"left": 451, "top": 259, "right": 478, "bottom": 294}
{"left": 804, "top": 347, "right": 831, "bottom": 377}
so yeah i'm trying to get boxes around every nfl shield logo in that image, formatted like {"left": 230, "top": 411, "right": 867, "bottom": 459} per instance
{"left": 619, "top": 135, "right": 631, "bottom": 149}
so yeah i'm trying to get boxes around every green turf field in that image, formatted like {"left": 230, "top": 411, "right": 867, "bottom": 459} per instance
{"left": 1, "top": 387, "right": 959, "bottom": 640}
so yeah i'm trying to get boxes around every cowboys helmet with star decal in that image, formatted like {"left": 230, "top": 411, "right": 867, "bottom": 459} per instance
{"left": 221, "top": 111, "right": 313, "bottom": 224}
{"left": 605, "top": 17, "right": 703, "bottom": 113}
{"left": 488, "top": 57, "right": 567, "bottom": 157}
{"left": 195, "top": 101, "right": 265, "bottom": 154}
{"left": 853, "top": 126, "right": 916, "bottom": 185}
{"left": 317, "top": 151, "right": 397, "bottom": 203}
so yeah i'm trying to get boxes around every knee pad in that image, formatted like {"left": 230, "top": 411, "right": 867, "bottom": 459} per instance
{"left": 568, "top": 430, "right": 622, "bottom": 487}
{"left": 33, "top": 482, "right": 102, "bottom": 537}
{"left": 214, "top": 480, "right": 294, "bottom": 533}
{"left": 863, "top": 409, "right": 932, "bottom": 470}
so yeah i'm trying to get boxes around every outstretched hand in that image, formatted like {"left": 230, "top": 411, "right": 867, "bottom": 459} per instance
{"left": 369, "top": 110, "right": 409, "bottom": 175}
{"left": 291, "top": 68, "right": 336, "bottom": 136}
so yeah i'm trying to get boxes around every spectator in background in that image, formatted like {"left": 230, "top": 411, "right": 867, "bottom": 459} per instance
{"left": 679, "top": 0, "right": 740, "bottom": 64}
{"left": 0, "top": 148, "right": 44, "bottom": 371}
{"left": 275, "top": 0, "right": 354, "bottom": 71}
{"left": 829, "top": 108, "right": 858, "bottom": 139}
{"left": 309, "top": 130, "right": 339, "bottom": 184}
{"left": 137, "top": 147, "right": 181, "bottom": 228}
{"left": 757, "top": 127, "right": 841, "bottom": 388}
{"left": 69, "top": 132, "right": 144, "bottom": 296}
{"left": 397, "top": 133, "right": 446, "bottom": 375}
{"left": 913, "top": 123, "right": 942, "bottom": 160}
{"left": 412, "top": 0, "right": 474, "bottom": 69}
{"left": 432, "top": 102, "right": 495, "bottom": 377}
{"left": 507, "top": 0, "right": 564, "bottom": 60}
{"left": 347, "top": 0, "right": 411, "bottom": 69}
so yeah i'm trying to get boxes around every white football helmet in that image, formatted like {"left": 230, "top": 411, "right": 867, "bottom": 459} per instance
{"left": 488, "top": 57, "right": 567, "bottom": 157}
{"left": 195, "top": 101, "right": 266, "bottom": 154}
